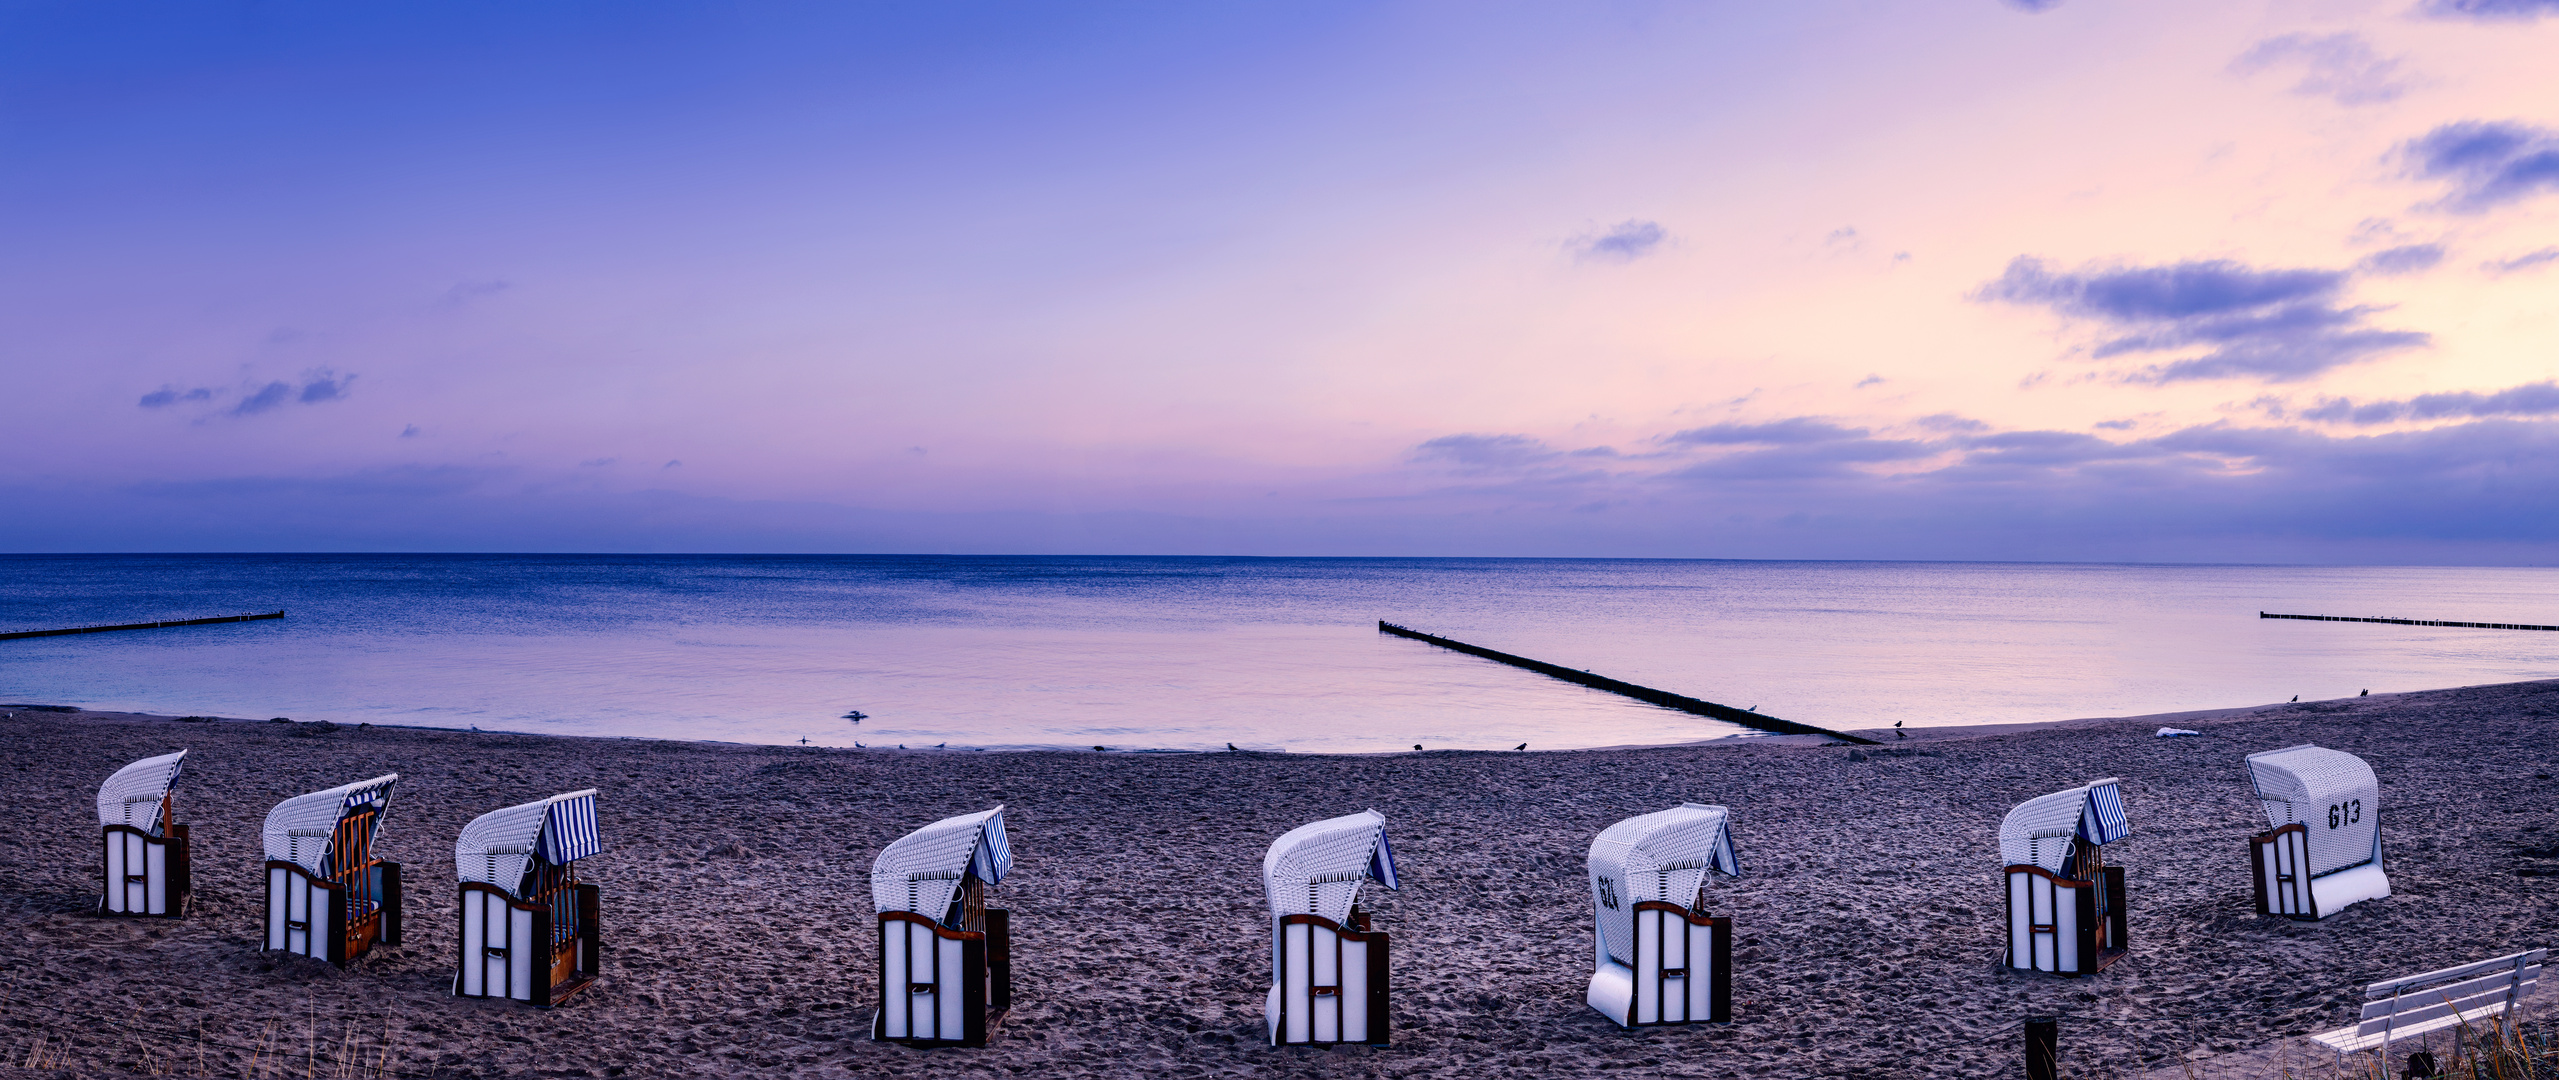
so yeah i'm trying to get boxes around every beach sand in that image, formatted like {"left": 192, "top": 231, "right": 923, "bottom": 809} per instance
{"left": 2, "top": 681, "right": 2555, "bottom": 1078}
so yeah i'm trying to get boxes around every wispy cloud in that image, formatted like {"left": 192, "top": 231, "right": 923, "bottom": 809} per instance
{"left": 298, "top": 370, "right": 354, "bottom": 403}
{"left": 1665, "top": 418, "right": 1871, "bottom": 445}
{"left": 2295, "top": 380, "right": 2559, "bottom": 425}
{"left": 2483, "top": 248, "right": 2559, "bottom": 275}
{"left": 2418, "top": 0, "right": 2559, "bottom": 19}
{"left": 1975, "top": 256, "right": 2428, "bottom": 382}
{"left": 2400, "top": 121, "right": 2559, "bottom": 211}
{"left": 137, "top": 386, "right": 215, "bottom": 408}
{"left": 1414, "top": 433, "right": 1561, "bottom": 469}
{"left": 1572, "top": 220, "right": 1668, "bottom": 263}
{"left": 2354, "top": 243, "right": 2444, "bottom": 276}
{"left": 232, "top": 381, "right": 294, "bottom": 415}
{"left": 2230, "top": 33, "right": 2412, "bottom": 106}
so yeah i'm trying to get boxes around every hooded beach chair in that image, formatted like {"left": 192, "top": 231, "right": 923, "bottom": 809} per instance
{"left": 1263, "top": 810, "right": 1399, "bottom": 1047}
{"left": 872, "top": 806, "right": 1013, "bottom": 1047}
{"left": 1586, "top": 804, "right": 1739, "bottom": 1027}
{"left": 453, "top": 790, "right": 604, "bottom": 1006}
{"left": 262, "top": 774, "right": 403, "bottom": 966}
{"left": 99, "top": 750, "right": 191, "bottom": 917}
{"left": 2245, "top": 745, "right": 2387, "bottom": 919}
{"left": 1999, "top": 778, "right": 2129, "bottom": 975}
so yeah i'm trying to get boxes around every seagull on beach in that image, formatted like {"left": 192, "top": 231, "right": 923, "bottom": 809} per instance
{"left": 935, "top": 742, "right": 946, "bottom": 749}
{"left": 842, "top": 711, "right": 866, "bottom": 721}
{"left": 1514, "top": 743, "right": 1527, "bottom": 751}
{"left": 2290, "top": 695, "right": 2298, "bottom": 702}
{"left": 855, "top": 742, "right": 864, "bottom": 748}
{"left": 1227, "top": 742, "right": 1238, "bottom": 751}
{"left": 2361, "top": 689, "right": 2369, "bottom": 696}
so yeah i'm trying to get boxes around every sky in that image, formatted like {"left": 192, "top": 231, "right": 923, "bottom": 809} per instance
{"left": 4, "top": 0, "right": 2557, "bottom": 561}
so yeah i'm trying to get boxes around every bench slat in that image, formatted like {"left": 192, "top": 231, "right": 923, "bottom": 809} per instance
{"left": 2357, "top": 969, "right": 2539, "bottom": 1022}
{"left": 2351, "top": 980, "right": 2537, "bottom": 1037}
{"left": 2314, "top": 999, "right": 2517, "bottom": 1053}
{"left": 2365, "top": 950, "right": 2546, "bottom": 999}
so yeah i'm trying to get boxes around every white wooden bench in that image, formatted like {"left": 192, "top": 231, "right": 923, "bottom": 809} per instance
{"left": 2310, "top": 949, "right": 2543, "bottom": 1060}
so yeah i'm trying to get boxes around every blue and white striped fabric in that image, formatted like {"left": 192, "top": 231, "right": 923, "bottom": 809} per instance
{"left": 2078, "top": 780, "right": 2130, "bottom": 846}
{"left": 263, "top": 774, "right": 401, "bottom": 874}
{"left": 872, "top": 805, "right": 1010, "bottom": 919}
{"left": 456, "top": 789, "right": 601, "bottom": 897}
{"left": 539, "top": 792, "right": 603, "bottom": 865}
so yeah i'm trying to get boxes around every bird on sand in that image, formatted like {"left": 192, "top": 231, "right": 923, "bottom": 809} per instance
{"left": 1412, "top": 744, "right": 1422, "bottom": 751}
{"left": 1227, "top": 742, "right": 1238, "bottom": 751}
{"left": 935, "top": 742, "right": 946, "bottom": 749}
{"left": 2360, "top": 689, "right": 2369, "bottom": 696}
{"left": 855, "top": 742, "right": 864, "bottom": 748}
{"left": 1514, "top": 743, "right": 1527, "bottom": 751}
{"left": 2290, "top": 695, "right": 2298, "bottom": 702}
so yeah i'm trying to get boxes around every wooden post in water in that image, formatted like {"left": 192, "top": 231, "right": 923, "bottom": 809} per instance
{"left": 1376, "top": 621, "right": 1879, "bottom": 744}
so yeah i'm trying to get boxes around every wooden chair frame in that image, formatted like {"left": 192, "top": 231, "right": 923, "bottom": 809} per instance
{"left": 1272, "top": 904, "right": 1390, "bottom": 1047}
{"left": 874, "top": 877, "right": 1012, "bottom": 1047}
{"left": 263, "top": 805, "right": 402, "bottom": 966}
{"left": 454, "top": 865, "right": 601, "bottom": 1008}
{"left": 102, "top": 815, "right": 191, "bottom": 918}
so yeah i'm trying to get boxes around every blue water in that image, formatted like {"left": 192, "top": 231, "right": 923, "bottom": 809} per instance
{"left": 3, "top": 555, "right": 2556, "bottom": 752}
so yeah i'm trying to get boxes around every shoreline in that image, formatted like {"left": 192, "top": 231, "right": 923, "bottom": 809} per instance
{"left": 3, "top": 678, "right": 2554, "bottom": 1077}
{"left": 1, "top": 685, "right": 2443, "bottom": 758}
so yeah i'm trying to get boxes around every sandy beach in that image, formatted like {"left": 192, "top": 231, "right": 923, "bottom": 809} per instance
{"left": 2, "top": 682, "right": 2555, "bottom": 1079}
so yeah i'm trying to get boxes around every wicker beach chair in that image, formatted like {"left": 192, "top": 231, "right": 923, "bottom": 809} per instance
{"left": 98, "top": 750, "right": 191, "bottom": 918}
{"left": 1263, "top": 810, "right": 1399, "bottom": 1047}
{"left": 262, "top": 774, "right": 403, "bottom": 967}
{"left": 452, "top": 790, "right": 604, "bottom": 1006}
{"left": 1999, "top": 778, "right": 2130, "bottom": 976}
{"left": 1587, "top": 804, "right": 1739, "bottom": 1027}
{"left": 2245, "top": 745, "right": 2387, "bottom": 919}
{"left": 872, "top": 806, "right": 1013, "bottom": 1047}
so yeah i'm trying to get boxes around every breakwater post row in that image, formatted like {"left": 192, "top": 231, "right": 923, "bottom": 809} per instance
{"left": 0, "top": 611, "right": 286, "bottom": 642}
{"left": 2259, "top": 611, "right": 2559, "bottom": 632}
{"left": 1376, "top": 621, "right": 1879, "bottom": 745}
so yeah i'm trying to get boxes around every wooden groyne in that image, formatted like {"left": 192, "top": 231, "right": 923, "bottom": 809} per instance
{"left": 0, "top": 611, "right": 285, "bottom": 641}
{"left": 2260, "top": 611, "right": 2558, "bottom": 632}
{"left": 1377, "top": 621, "right": 1878, "bottom": 744}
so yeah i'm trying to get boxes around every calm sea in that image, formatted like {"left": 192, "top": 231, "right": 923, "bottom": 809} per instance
{"left": 2, "top": 555, "right": 2554, "bottom": 753}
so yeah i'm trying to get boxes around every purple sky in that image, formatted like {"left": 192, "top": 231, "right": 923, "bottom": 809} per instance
{"left": 5, "top": 1, "right": 2558, "bottom": 560}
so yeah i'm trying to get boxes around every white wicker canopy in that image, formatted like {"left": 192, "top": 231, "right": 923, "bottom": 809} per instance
{"left": 2246, "top": 745, "right": 2381, "bottom": 877}
{"left": 872, "top": 805, "right": 1011, "bottom": 921}
{"left": 262, "top": 774, "right": 399, "bottom": 875}
{"left": 1263, "top": 809, "right": 1399, "bottom": 925}
{"left": 1998, "top": 778, "right": 2129, "bottom": 872}
{"left": 455, "top": 789, "right": 602, "bottom": 897}
{"left": 1588, "top": 804, "right": 1739, "bottom": 969}
{"left": 97, "top": 750, "right": 186, "bottom": 834}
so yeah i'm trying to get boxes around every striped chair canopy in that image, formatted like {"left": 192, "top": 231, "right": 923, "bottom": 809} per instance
{"left": 1998, "top": 778, "right": 2129, "bottom": 872}
{"left": 97, "top": 750, "right": 187, "bottom": 835}
{"left": 872, "top": 805, "right": 1011, "bottom": 922}
{"left": 455, "top": 789, "right": 603, "bottom": 897}
{"left": 1263, "top": 809, "right": 1399, "bottom": 925}
{"left": 262, "top": 774, "right": 400, "bottom": 875}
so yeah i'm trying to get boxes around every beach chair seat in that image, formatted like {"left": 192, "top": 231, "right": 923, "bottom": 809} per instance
{"left": 1999, "top": 779, "right": 2129, "bottom": 976}
{"left": 871, "top": 806, "right": 1013, "bottom": 1047}
{"left": 262, "top": 775, "right": 404, "bottom": 967}
{"left": 1263, "top": 810, "right": 1399, "bottom": 1047}
{"left": 452, "top": 790, "right": 604, "bottom": 1007}
{"left": 98, "top": 751, "right": 191, "bottom": 917}
{"left": 2310, "top": 949, "right": 2542, "bottom": 1060}
{"left": 2245, "top": 745, "right": 2388, "bottom": 920}
{"left": 1586, "top": 804, "right": 1738, "bottom": 1027}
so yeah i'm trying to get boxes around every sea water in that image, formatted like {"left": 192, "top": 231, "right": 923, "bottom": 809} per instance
{"left": 2, "top": 555, "right": 2554, "bottom": 753}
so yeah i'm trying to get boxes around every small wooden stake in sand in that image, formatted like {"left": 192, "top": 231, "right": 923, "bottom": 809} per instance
{"left": 2024, "top": 1017, "right": 2058, "bottom": 1080}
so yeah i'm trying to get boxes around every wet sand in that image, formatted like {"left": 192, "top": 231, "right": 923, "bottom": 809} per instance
{"left": 1, "top": 680, "right": 2555, "bottom": 1078}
